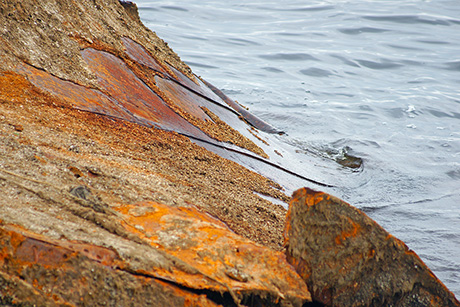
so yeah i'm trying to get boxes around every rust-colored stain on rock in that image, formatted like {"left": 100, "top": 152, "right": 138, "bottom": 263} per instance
{"left": 80, "top": 48, "right": 209, "bottom": 136}
{"left": 122, "top": 36, "right": 171, "bottom": 77}
{"left": 155, "top": 76, "right": 211, "bottom": 121}
{"left": 285, "top": 187, "right": 460, "bottom": 306}
{"left": 0, "top": 207, "right": 311, "bottom": 306}
{"left": 17, "top": 63, "right": 139, "bottom": 122}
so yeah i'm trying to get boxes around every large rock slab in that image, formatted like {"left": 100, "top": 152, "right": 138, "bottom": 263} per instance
{"left": 0, "top": 224, "right": 220, "bottom": 307}
{"left": 0, "top": 69, "right": 308, "bottom": 305}
{"left": 1, "top": 0, "right": 294, "bottom": 248}
{"left": 0, "top": 199, "right": 310, "bottom": 306}
{"left": 284, "top": 188, "right": 460, "bottom": 306}
{"left": 1, "top": 0, "right": 458, "bottom": 305}
{"left": 0, "top": 1, "right": 314, "bottom": 303}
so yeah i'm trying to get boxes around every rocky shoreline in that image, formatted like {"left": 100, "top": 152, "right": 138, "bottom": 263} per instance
{"left": 0, "top": 0, "right": 458, "bottom": 306}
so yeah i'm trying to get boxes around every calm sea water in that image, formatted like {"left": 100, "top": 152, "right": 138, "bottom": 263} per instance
{"left": 135, "top": 0, "right": 460, "bottom": 295}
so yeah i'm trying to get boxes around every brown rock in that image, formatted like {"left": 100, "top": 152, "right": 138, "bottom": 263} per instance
{"left": 0, "top": 0, "right": 310, "bottom": 305}
{"left": 0, "top": 199, "right": 311, "bottom": 306}
{"left": 114, "top": 201, "right": 311, "bottom": 306}
{"left": 13, "top": 124, "right": 23, "bottom": 132}
{"left": 2, "top": 0, "right": 456, "bottom": 305}
{"left": 284, "top": 188, "right": 460, "bottom": 306}
{"left": 0, "top": 224, "right": 221, "bottom": 307}
{"left": 0, "top": 0, "right": 290, "bottom": 252}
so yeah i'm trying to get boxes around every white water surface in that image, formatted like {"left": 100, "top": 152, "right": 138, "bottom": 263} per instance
{"left": 135, "top": 0, "right": 460, "bottom": 296}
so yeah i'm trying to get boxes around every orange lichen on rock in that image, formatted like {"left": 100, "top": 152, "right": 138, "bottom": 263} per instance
{"left": 284, "top": 187, "right": 460, "bottom": 306}
{"left": 0, "top": 64, "right": 298, "bottom": 305}
{"left": 0, "top": 71, "right": 47, "bottom": 104}
{"left": 0, "top": 204, "right": 310, "bottom": 306}
{"left": 334, "top": 217, "right": 361, "bottom": 245}
{"left": 114, "top": 201, "right": 311, "bottom": 305}
{"left": 0, "top": 224, "right": 222, "bottom": 307}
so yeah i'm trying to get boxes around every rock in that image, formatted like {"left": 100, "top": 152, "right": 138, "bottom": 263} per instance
{"left": 0, "top": 200, "right": 311, "bottom": 306}
{"left": 1, "top": 0, "right": 290, "bottom": 250}
{"left": 0, "top": 0, "right": 311, "bottom": 305}
{"left": 0, "top": 223, "right": 221, "bottom": 307}
{"left": 13, "top": 124, "right": 23, "bottom": 132}
{"left": 284, "top": 187, "right": 460, "bottom": 306}
{"left": 0, "top": 0, "right": 458, "bottom": 305}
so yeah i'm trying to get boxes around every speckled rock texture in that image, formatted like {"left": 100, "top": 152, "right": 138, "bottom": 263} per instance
{"left": 1, "top": 0, "right": 458, "bottom": 306}
{"left": 0, "top": 0, "right": 312, "bottom": 306}
{"left": 284, "top": 188, "right": 460, "bottom": 306}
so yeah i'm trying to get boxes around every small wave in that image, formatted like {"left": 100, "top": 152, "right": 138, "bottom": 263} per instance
{"left": 329, "top": 54, "right": 360, "bottom": 67}
{"left": 226, "top": 37, "right": 260, "bottom": 46}
{"left": 407, "top": 77, "right": 437, "bottom": 84}
{"left": 268, "top": 5, "right": 334, "bottom": 12}
{"left": 180, "top": 34, "right": 208, "bottom": 42}
{"left": 416, "top": 39, "right": 450, "bottom": 45}
{"left": 160, "top": 5, "right": 188, "bottom": 12}
{"left": 137, "top": 6, "right": 159, "bottom": 12}
{"left": 444, "top": 61, "right": 460, "bottom": 71}
{"left": 426, "top": 108, "right": 458, "bottom": 119}
{"left": 355, "top": 59, "right": 402, "bottom": 70}
{"left": 338, "top": 27, "right": 390, "bottom": 35}
{"left": 400, "top": 59, "right": 423, "bottom": 66}
{"left": 299, "top": 67, "right": 333, "bottom": 77}
{"left": 259, "top": 53, "right": 319, "bottom": 61}
{"left": 387, "top": 44, "right": 423, "bottom": 51}
{"left": 262, "top": 67, "right": 285, "bottom": 73}
{"left": 274, "top": 32, "right": 304, "bottom": 37}
{"left": 291, "top": 5, "right": 334, "bottom": 12}
{"left": 363, "top": 15, "right": 451, "bottom": 26}
{"left": 385, "top": 107, "right": 408, "bottom": 119}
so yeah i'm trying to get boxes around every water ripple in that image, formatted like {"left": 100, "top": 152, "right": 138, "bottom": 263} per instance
{"left": 299, "top": 67, "right": 334, "bottom": 77}
{"left": 387, "top": 44, "right": 424, "bottom": 51}
{"left": 330, "top": 54, "right": 360, "bottom": 67}
{"left": 355, "top": 59, "right": 403, "bottom": 70}
{"left": 259, "top": 53, "right": 319, "bottom": 61}
{"left": 226, "top": 37, "right": 260, "bottom": 46}
{"left": 263, "top": 5, "right": 335, "bottom": 12}
{"left": 444, "top": 61, "right": 460, "bottom": 71}
{"left": 262, "top": 67, "right": 284, "bottom": 73}
{"left": 338, "top": 27, "right": 390, "bottom": 35}
{"left": 160, "top": 5, "right": 188, "bottom": 12}
{"left": 289, "top": 5, "right": 335, "bottom": 12}
{"left": 363, "top": 15, "right": 452, "bottom": 26}
{"left": 416, "top": 39, "right": 450, "bottom": 45}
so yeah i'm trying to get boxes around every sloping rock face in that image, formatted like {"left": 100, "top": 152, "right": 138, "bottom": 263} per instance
{"left": 1, "top": 0, "right": 459, "bottom": 306}
{"left": 0, "top": 64, "right": 309, "bottom": 305}
{"left": 0, "top": 0, "right": 312, "bottom": 306}
{"left": 284, "top": 188, "right": 460, "bottom": 306}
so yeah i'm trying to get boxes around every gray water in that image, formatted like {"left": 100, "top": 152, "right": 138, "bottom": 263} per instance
{"left": 135, "top": 0, "right": 460, "bottom": 296}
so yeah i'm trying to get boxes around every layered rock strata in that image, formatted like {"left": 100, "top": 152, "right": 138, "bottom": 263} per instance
{"left": 0, "top": 0, "right": 458, "bottom": 306}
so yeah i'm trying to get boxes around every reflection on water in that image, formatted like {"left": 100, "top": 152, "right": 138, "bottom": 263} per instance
{"left": 136, "top": 0, "right": 460, "bottom": 295}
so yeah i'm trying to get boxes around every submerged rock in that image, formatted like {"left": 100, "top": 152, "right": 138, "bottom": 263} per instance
{"left": 284, "top": 188, "right": 460, "bottom": 306}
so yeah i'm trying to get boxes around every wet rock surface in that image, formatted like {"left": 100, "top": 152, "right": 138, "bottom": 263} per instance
{"left": 284, "top": 188, "right": 460, "bottom": 306}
